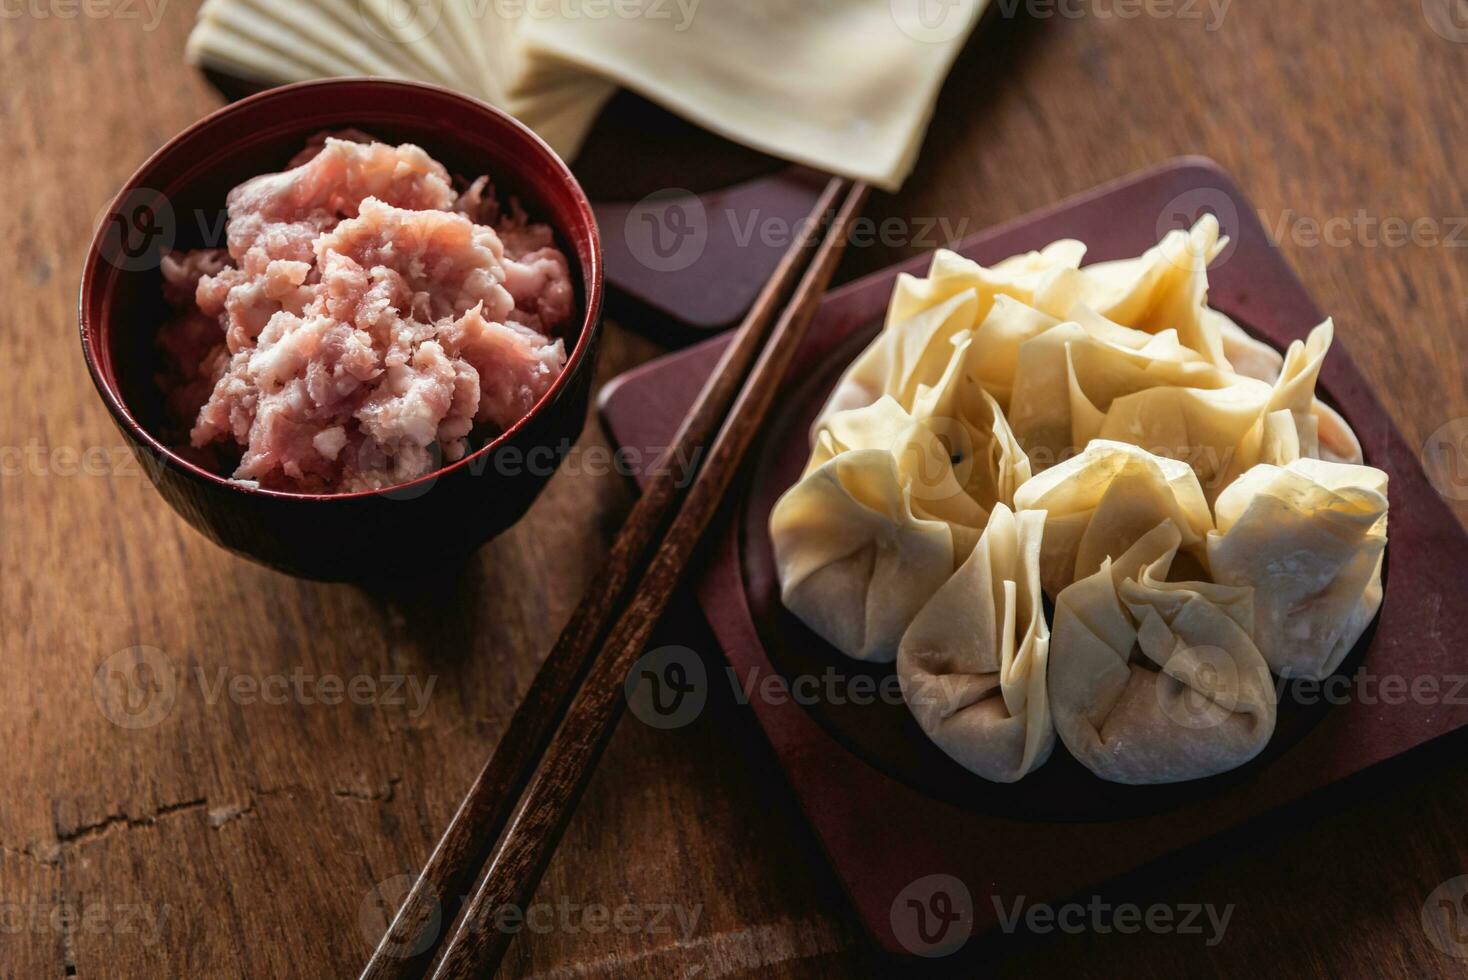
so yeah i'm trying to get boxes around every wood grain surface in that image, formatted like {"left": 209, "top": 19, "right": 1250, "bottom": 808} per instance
{"left": 3, "top": 2, "right": 1467, "bottom": 978}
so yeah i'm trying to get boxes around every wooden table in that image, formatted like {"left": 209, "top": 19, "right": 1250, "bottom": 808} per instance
{"left": 4, "top": 2, "right": 1468, "bottom": 976}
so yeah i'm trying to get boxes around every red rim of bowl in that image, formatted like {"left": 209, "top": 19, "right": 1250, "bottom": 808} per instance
{"left": 78, "top": 77, "right": 604, "bottom": 502}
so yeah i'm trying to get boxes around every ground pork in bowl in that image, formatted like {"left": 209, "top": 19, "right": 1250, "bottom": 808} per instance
{"left": 80, "top": 79, "right": 603, "bottom": 580}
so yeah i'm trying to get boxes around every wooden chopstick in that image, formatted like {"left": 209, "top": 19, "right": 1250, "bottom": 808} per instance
{"left": 426, "top": 178, "right": 870, "bottom": 979}
{"left": 357, "top": 176, "right": 854, "bottom": 980}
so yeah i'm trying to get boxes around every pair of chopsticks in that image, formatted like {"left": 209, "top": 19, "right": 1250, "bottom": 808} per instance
{"left": 359, "top": 175, "right": 869, "bottom": 980}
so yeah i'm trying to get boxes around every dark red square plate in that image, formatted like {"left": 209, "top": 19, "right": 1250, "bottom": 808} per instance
{"left": 598, "top": 159, "right": 1468, "bottom": 958}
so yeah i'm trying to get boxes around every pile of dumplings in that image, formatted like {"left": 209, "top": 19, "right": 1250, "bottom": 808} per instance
{"left": 770, "top": 217, "right": 1389, "bottom": 786}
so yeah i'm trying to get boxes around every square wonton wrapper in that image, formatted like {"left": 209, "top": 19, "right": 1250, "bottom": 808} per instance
{"left": 519, "top": 0, "right": 990, "bottom": 190}
{"left": 187, "top": 0, "right": 617, "bottom": 161}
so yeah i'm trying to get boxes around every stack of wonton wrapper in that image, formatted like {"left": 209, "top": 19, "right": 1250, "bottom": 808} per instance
{"left": 770, "top": 216, "right": 1391, "bottom": 785}
{"left": 186, "top": 0, "right": 990, "bottom": 189}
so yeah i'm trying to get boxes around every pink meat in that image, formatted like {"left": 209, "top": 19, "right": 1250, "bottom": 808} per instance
{"left": 313, "top": 198, "right": 516, "bottom": 324}
{"left": 225, "top": 138, "right": 458, "bottom": 272}
{"left": 158, "top": 138, "right": 574, "bottom": 493}
{"left": 160, "top": 248, "right": 228, "bottom": 307}
{"left": 440, "top": 305, "right": 565, "bottom": 430}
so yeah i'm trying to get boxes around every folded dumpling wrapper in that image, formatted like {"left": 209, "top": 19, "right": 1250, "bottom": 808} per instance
{"left": 1049, "top": 522, "right": 1278, "bottom": 784}
{"left": 907, "top": 332, "right": 1034, "bottom": 512}
{"left": 1012, "top": 440, "right": 1214, "bottom": 599}
{"left": 1072, "top": 215, "right": 1231, "bottom": 368}
{"left": 1212, "top": 309, "right": 1284, "bottom": 382}
{"left": 1012, "top": 316, "right": 1353, "bottom": 498}
{"left": 811, "top": 217, "right": 1363, "bottom": 482}
{"left": 1208, "top": 458, "right": 1388, "bottom": 680}
{"left": 816, "top": 243, "right": 1084, "bottom": 427}
{"left": 771, "top": 397, "right": 991, "bottom": 662}
{"left": 1006, "top": 310, "right": 1254, "bottom": 478}
{"left": 898, "top": 506, "right": 1054, "bottom": 783}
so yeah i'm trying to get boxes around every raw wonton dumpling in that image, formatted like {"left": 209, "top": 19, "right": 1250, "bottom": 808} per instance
{"left": 1213, "top": 309, "right": 1363, "bottom": 464}
{"left": 1208, "top": 458, "right": 1389, "bottom": 680}
{"left": 1250, "top": 320, "right": 1364, "bottom": 465}
{"left": 1011, "top": 440, "right": 1214, "bottom": 598}
{"left": 907, "top": 333, "right": 1034, "bottom": 512}
{"left": 1009, "top": 314, "right": 1352, "bottom": 499}
{"left": 1005, "top": 308, "right": 1256, "bottom": 476}
{"left": 897, "top": 506, "right": 1053, "bottom": 783}
{"left": 817, "top": 242, "right": 1084, "bottom": 427}
{"left": 1048, "top": 522, "right": 1278, "bottom": 784}
{"left": 1073, "top": 215, "right": 1231, "bottom": 368}
{"left": 770, "top": 398, "right": 989, "bottom": 662}
{"left": 809, "top": 216, "right": 1365, "bottom": 484}
{"left": 1212, "top": 309, "right": 1284, "bottom": 382}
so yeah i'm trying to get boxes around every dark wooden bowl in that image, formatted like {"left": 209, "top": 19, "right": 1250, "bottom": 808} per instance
{"left": 79, "top": 78, "right": 603, "bottom": 580}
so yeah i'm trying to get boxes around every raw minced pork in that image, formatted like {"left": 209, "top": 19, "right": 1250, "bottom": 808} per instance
{"left": 158, "top": 135, "right": 573, "bottom": 493}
